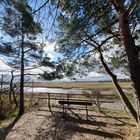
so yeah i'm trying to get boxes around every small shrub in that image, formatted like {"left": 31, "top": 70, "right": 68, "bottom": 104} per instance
{"left": 9, "top": 110, "right": 19, "bottom": 117}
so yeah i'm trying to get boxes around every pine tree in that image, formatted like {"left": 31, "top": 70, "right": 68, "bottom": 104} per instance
{"left": 51, "top": 0, "right": 140, "bottom": 124}
{"left": 1, "top": 0, "right": 43, "bottom": 116}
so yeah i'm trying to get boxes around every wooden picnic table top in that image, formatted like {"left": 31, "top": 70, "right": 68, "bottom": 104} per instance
{"left": 58, "top": 100, "right": 93, "bottom": 106}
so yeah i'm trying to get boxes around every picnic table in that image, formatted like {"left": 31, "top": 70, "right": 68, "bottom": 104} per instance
{"left": 37, "top": 89, "right": 101, "bottom": 116}
{"left": 58, "top": 100, "right": 93, "bottom": 118}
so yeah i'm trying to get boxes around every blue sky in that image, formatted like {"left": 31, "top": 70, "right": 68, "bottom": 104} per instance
{"left": 0, "top": 1, "right": 131, "bottom": 82}
{"left": 0, "top": 1, "right": 63, "bottom": 78}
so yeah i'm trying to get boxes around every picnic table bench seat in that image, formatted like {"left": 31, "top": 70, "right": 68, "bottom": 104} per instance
{"left": 58, "top": 100, "right": 92, "bottom": 118}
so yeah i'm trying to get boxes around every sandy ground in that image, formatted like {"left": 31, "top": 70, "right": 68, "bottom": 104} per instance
{"left": 0, "top": 106, "right": 139, "bottom": 140}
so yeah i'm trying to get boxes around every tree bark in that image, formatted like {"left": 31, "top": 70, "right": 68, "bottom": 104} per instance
{"left": 10, "top": 70, "right": 18, "bottom": 107}
{"left": 9, "top": 90, "right": 12, "bottom": 103}
{"left": 19, "top": 21, "right": 25, "bottom": 116}
{"left": 111, "top": 0, "right": 140, "bottom": 103}
{"left": 99, "top": 50, "right": 138, "bottom": 124}
{"left": 9, "top": 71, "right": 13, "bottom": 104}
{"left": 0, "top": 95, "right": 2, "bottom": 115}
{"left": 0, "top": 75, "right": 3, "bottom": 115}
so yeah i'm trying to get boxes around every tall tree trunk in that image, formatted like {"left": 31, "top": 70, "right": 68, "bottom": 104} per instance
{"left": 98, "top": 50, "right": 138, "bottom": 124}
{"left": 12, "top": 91, "right": 18, "bottom": 107}
{"left": 19, "top": 21, "right": 25, "bottom": 116}
{"left": 9, "top": 71, "right": 13, "bottom": 103}
{"left": 0, "top": 95, "right": 2, "bottom": 115}
{"left": 9, "top": 92, "right": 12, "bottom": 103}
{"left": 0, "top": 75, "right": 3, "bottom": 115}
{"left": 10, "top": 70, "right": 18, "bottom": 107}
{"left": 111, "top": 0, "right": 140, "bottom": 103}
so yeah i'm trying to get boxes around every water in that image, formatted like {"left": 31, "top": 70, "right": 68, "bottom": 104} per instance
{"left": 24, "top": 87, "right": 99, "bottom": 95}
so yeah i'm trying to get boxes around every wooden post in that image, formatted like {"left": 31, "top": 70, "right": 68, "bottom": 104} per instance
{"left": 63, "top": 104, "right": 65, "bottom": 117}
{"left": 30, "top": 80, "right": 34, "bottom": 107}
{"left": 48, "top": 93, "right": 51, "bottom": 110}
{"left": 96, "top": 95, "right": 101, "bottom": 112}
{"left": 0, "top": 74, "right": 3, "bottom": 92}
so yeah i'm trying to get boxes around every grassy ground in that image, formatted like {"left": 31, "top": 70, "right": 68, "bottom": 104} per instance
{"left": 28, "top": 81, "right": 132, "bottom": 91}
{"left": 0, "top": 93, "right": 33, "bottom": 122}
{"left": 0, "top": 94, "right": 17, "bottom": 120}
{"left": 0, "top": 81, "right": 139, "bottom": 140}
{"left": 0, "top": 81, "right": 133, "bottom": 120}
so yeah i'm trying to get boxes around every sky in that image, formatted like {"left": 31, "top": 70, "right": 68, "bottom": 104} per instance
{"left": 0, "top": 58, "right": 129, "bottom": 82}
{"left": 0, "top": 58, "right": 104, "bottom": 82}
{"left": 0, "top": 1, "right": 131, "bottom": 82}
{"left": 0, "top": 58, "right": 12, "bottom": 72}
{"left": 0, "top": 40, "right": 58, "bottom": 71}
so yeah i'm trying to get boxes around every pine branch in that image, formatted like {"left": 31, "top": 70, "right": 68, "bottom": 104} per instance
{"left": 32, "top": 0, "right": 49, "bottom": 14}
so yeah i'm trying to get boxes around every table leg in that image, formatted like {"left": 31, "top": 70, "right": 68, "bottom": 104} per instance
{"left": 86, "top": 105, "right": 88, "bottom": 119}
{"left": 67, "top": 94, "right": 69, "bottom": 106}
{"left": 48, "top": 93, "right": 51, "bottom": 110}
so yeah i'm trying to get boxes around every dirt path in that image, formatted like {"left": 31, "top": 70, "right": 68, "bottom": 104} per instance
{"left": 0, "top": 107, "right": 139, "bottom": 140}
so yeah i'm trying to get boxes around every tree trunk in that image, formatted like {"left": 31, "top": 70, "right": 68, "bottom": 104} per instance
{"left": 9, "top": 90, "right": 12, "bottom": 103}
{"left": 0, "top": 95, "right": 2, "bottom": 115}
{"left": 111, "top": 0, "right": 140, "bottom": 103}
{"left": 0, "top": 75, "right": 3, "bottom": 116}
{"left": 19, "top": 21, "right": 25, "bottom": 116}
{"left": 9, "top": 71, "right": 13, "bottom": 104}
{"left": 10, "top": 70, "right": 18, "bottom": 107}
{"left": 12, "top": 91, "right": 18, "bottom": 107}
{"left": 99, "top": 50, "right": 138, "bottom": 124}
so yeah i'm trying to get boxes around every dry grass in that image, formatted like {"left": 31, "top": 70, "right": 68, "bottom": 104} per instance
{"left": 27, "top": 81, "right": 132, "bottom": 91}
{"left": 0, "top": 94, "right": 18, "bottom": 121}
{"left": 0, "top": 82, "right": 138, "bottom": 140}
{"left": 0, "top": 81, "right": 132, "bottom": 120}
{"left": 2, "top": 108, "right": 139, "bottom": 140}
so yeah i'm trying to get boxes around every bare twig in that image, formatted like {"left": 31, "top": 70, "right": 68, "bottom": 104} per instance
{"left": 32, "top": 0, "right": 49, "bottom": 15}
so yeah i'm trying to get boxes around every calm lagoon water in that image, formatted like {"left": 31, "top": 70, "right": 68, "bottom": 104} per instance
{"left": 24, "top": 87, "right": 99, "bottom": 95}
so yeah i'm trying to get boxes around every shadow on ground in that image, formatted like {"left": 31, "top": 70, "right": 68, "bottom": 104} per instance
{"left": 35, "top": 112, "right": 76, "bottom": 140}
{"left": 64, "top": 113, "right": 122, "bottom": 139}
{"left": 35, "top": 109, "right": 123, "bottom": 140}
{"left": 0, "top": 116, "right": 21, "bottom": 140}
{"left": 0, "top": 108, "right": 133, "bottom": 140}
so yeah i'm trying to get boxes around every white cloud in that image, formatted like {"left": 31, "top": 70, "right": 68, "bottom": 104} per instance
{"left": 87, "top": 71, "right": 105, "bottom": 77}
{"left": 47, "top": 53, "right": 55, "bottom": 60}
{"left": 31, "top": 38, "right": 58, "bottom": 60}
{"left": 0, "top": 59, "right": 12, "bottom": 73}
{"left": 43, "top": 42, "right": 56, "bottom": 52}
{"left": 43, "top": 41, "right": 61, "bottom": 60}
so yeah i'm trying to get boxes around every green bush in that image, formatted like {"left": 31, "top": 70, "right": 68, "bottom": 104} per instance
{"left": 9, "top": 110, "right": 19, "bottom": 117}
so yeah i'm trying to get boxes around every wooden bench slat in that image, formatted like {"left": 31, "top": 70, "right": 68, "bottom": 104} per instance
{"left": 58, "top": 100, "right": 92, "bottom": 106}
